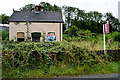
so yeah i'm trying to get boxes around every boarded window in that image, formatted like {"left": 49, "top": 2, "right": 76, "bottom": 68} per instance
{"left": 17, "top": 32, "right": 24, "bottom": 38}
{"left": 17, "top": 32, "right": 24, "bottom": 42}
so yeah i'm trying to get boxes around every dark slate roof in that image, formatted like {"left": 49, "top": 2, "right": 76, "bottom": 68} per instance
{"left": 8, "top": 11, "right": 63, "bottom": 23}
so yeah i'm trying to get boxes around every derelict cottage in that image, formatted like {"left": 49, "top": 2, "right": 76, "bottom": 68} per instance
{"left": 8, "top": 4, "right": 63, "bottom": 42}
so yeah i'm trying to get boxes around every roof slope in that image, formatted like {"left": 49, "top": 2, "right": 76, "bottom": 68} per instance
{"left": 9, "top": 11, "right": 63, "bottom": 23}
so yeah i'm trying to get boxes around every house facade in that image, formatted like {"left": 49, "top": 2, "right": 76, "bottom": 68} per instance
{"left": 9, "top": 5, "right": 63, "bottom": 42}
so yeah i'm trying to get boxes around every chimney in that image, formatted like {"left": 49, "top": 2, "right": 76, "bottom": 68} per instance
{"left": 35, "top": 4, "right": 41, "bottom": 11}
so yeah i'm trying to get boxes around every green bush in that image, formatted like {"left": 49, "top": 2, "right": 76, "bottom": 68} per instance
{"left": 2, "top": 41, "right": 118, "bottom": 78}
{"left": 64, "top": 26, "right": 79, "bottom": 37}
{"left": 2, "top": 29, "right": 9, "bottom": 40}
{"left": 2, "top": 41, "right": 108, "bottom": 70}
{"left": 112, "top": 31, "right": 120, "bottom": 41}
{"left": 63, "top": 29, "right": 98, "bottom": 42}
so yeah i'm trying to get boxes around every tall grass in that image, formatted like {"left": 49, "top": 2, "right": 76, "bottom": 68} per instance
{"left": 3, "top": 62, "right": 119, "bottom": 78}
{"left": 64, "top": 30, "right": 120, "bottom": 50}
{"left": 71, "top": 40, "right": 120, "bottom": 50}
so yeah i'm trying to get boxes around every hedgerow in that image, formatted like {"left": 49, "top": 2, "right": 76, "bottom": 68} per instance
{"left": 2, "top": 41, "right": 117, "bottom": 78}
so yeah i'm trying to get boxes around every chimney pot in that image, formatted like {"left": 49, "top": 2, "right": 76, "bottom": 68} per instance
{"left": 35, "top": 4, "right": 41, "bottom": 11}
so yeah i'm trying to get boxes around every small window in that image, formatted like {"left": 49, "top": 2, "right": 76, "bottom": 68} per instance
{"left": 47, "top": 32, "right": 56, "bottom": 41}
{"left": 31, "top": 32, "right": 41, "bottom": 42}
{"left": 17, "top": 32, "right": 24, "bottom": 42}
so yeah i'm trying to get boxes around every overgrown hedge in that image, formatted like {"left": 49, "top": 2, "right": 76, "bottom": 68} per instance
{"left": 2, "top": 41, "right": 109, "bottom": 69}
{"left": 2, "top": 41, "right": 119, "bottom": 78}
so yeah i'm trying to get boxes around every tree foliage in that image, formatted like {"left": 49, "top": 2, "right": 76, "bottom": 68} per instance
{"left": 2, "top": 29, "right": 9, "bottom": 40}
{"left": 105, "top": 12, "right": 120, "bottom": 32}
{"left": 40, "top": 2, "right": 62, "bottom": 13}
{"left": 62, "top": 5, "right": 120, "bottom": 33}
{"left": 19, "top": 2, "right": 62, "bottom": 13}
{"left": 0, "top": 14, "right": 9, "bottom": 24}
{"left": 19, "top": 4, "right": 35, "bottom": 11}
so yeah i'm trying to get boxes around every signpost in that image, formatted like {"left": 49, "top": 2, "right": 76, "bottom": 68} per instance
{"left": 103, "top": 21, "right": 109, "bottom": 54}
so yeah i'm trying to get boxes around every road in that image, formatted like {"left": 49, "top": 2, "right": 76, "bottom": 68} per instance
{"left": 72, "top": 73, "right": 120, "bottom": 78}
{"left": 1, "top": 73, "right": 120, "bottom": 80}
{"left": 56, "top": 73, "right": 120, "bottom": 80}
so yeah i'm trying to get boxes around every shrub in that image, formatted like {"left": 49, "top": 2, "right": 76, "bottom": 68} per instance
{"left": 112, "top": 31, "right": 120, "bottom": 41}
{"left": 2, "top": 41, "right": 117, "bottom": 78}
{"left": 2, "top": 41, "right": 110, "bottom": 70}
{"left": 65, "top": 26, "right": 79, "bottom": 37}
{"left": 2, "top": 29, "right": 9, "bottom": 40}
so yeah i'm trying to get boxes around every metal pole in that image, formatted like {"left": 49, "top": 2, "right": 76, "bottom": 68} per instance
{"left": 104, "top": 33, "right": 106, "bottom": 54}
{"left": 103, "top": 24, "right": 106, "bottom": 54}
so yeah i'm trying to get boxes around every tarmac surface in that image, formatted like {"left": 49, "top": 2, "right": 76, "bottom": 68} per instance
{"left": 73, "top": 73, "right": 120, "bottom": 78}
{"left": 1, "top": 73, "right": 120, "bottom": 80}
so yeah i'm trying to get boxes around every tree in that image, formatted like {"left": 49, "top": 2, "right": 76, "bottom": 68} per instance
{"left": 19, "top": 4, "right": 35, "bottom": 11}
{"left": 40, "top": 2, "right": 52, "bottom": 11}
{"left": 0, "top": 14, "right": 9, "bottom": 24}
{"left": 84, "top": 11, "right": 103, "bottom": 33}
{"left": 53, "top": 4, "right": 62, "bottom": 13}
{"left": 62, "top": 6, "right": 78, "bottom": 28}
{"left": 19, "top": 2, "right": 62, "bottom": 13}
{"left": 104, "top": 12, "right": 120, "bottom": 32}
{"left": 40, "top": 2, "right": 62, "bottom": 13}
{"left": 2, "top": 29, "right": 9, "bottom": 40}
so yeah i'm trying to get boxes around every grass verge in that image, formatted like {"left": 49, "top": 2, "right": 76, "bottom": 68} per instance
{"left": 2, "top": 62, "right": 119, "bottom": 78}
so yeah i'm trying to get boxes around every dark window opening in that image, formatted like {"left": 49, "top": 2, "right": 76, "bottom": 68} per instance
{"left": 31, "top": 32, "right": 41, "bottom": 42}
{"left": 17, "top": 38, "right": 24, "bottom": 42}
{"left": 32, "top": 37, "right": 40, "bottom": 42}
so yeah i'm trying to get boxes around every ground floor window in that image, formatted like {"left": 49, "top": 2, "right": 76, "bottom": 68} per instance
{"left": 31, "top": 32, "right": 41, "bottom": 42}
{"left": 17, "top": 32, "right": 24, "bottom": 42}
{"left": 47, "top": 32, "right": 56, "bottom": 41}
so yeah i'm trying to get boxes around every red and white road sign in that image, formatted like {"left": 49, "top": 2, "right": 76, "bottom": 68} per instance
{"left": 103, "top": 21, "right": 109, "bottom": 33}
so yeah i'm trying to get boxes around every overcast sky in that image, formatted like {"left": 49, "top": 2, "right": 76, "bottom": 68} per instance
{"left": 0, "top": 0, "right": 119, "bottom": 18}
